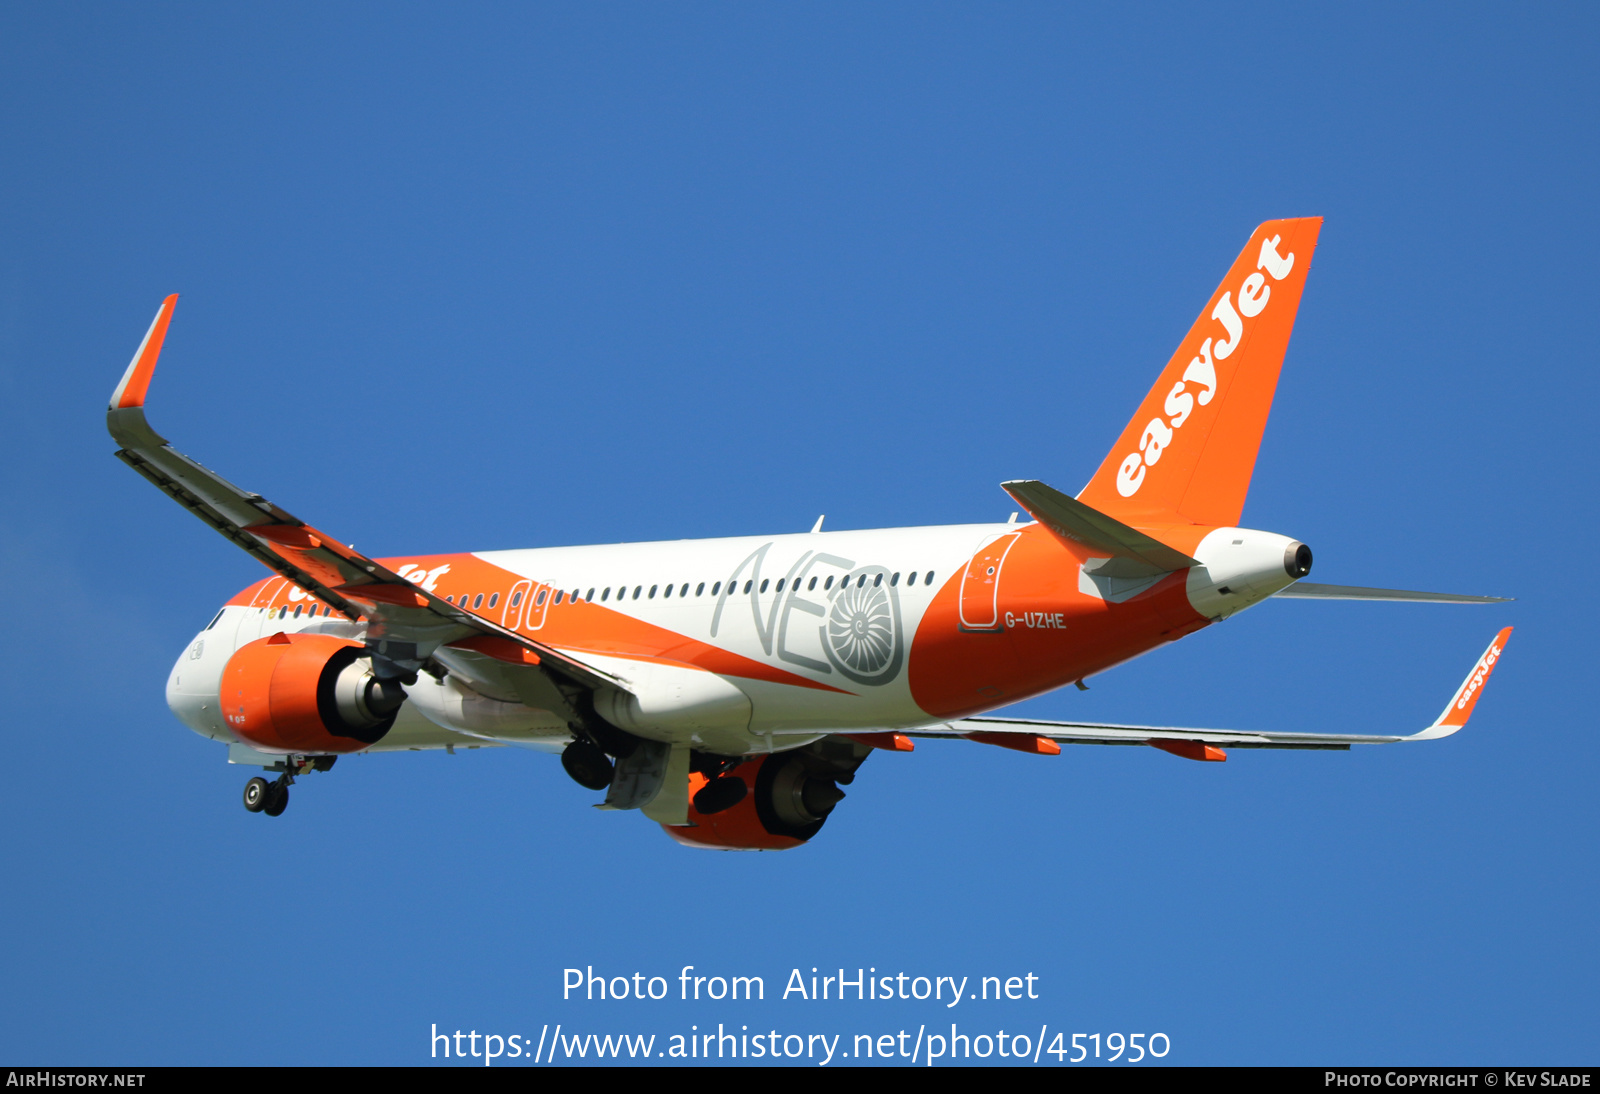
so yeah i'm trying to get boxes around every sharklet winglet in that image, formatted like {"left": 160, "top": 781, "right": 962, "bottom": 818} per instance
{"left": 1406, "top": 627, "right": 1513, "bottom": 741}
{"left": 109, "top": 295, "right": 178, "bottom": 412}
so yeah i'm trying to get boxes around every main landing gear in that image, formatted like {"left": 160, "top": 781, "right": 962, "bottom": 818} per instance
{"left": 241, "top": 756, "right": 335, "bottom": 818}
{"left": 560, "top": 740, "right": 614, "bottom": 791}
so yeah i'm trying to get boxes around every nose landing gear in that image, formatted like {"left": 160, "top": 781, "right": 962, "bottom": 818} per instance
{"left": 240, "top": 756, "right": 335, "bottom": 817}
{"left": 241, "top": 775, "right": 291, "bottom": 815}
{"left": 242, "top": 776, "right": 271, "bottom": 812}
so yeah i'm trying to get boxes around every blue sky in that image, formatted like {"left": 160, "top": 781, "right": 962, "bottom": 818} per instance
{"left": 1, "top": 2, "right": 1595, "bottom": 1066}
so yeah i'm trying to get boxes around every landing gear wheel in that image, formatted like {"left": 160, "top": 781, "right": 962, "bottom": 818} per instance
{"left": 561, "top": 740, "right": 614, "bottom": 791}
{"left": 242, "top": 777, "right": 270, "bottom": 813}
{"left": 262, "top": 783, "right": 290, "bottom": 817}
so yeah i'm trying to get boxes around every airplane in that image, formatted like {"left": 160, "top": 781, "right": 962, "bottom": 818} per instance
{"left": 108, "top": 216, "right": 1512, "bottom": 849}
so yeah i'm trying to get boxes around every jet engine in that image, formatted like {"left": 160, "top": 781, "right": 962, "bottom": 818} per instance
{"left": 219, "top": 632, "right": 405, "bottom": 754}
{"left": 664, "top": 742, "right": 865, "bottom": 850}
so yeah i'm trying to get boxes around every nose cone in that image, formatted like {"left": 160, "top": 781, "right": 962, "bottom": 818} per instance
{"left": 167, "top": 628, "right": 232, "bottom": 742}
{"left": 1186, "top": 528, "right": 1308, "bottom": 620}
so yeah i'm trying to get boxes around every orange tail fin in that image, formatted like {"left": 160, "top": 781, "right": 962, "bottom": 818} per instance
{"left": 1078, "top": 218, "right": 1322, "bottom": 527}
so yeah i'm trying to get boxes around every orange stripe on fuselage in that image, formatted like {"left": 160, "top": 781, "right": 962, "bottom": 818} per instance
{"left": 225, "top": 553, "right": 849, "bottom": 693}
{"left": 908, "top": 524, "right": 1210, "bottom": 719}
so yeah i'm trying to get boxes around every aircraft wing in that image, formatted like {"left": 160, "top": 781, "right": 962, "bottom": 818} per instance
{"left": 915, "top": 628, "right": 1512, "bottom": 756}
{"left": 106, "top": 296, "right": 624, "bottom": 693}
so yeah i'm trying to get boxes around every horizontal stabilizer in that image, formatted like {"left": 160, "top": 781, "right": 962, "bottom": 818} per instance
{"left": 1274, "top": 582, "right": 1510, "bottom": 604}
{"left": 1002, "top": 479, "right": 1199, "bottom": 574}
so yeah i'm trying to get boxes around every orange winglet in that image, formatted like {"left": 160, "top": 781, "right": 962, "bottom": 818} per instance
{"left": 446, "top": 634, "right": 542, "bottom": 667}
{"left": 963, "top": 732, "right": 1062, "bottom": 756}
{"left": 846, "top": 732, "right": 915, "bottom": 752}
{"left": 109, "top": 294, "right": 178, "bottom": 410}
{"left": 336, "top": 583, "right": 428, "bottom": 609}
{"left": 246, "top": 523, "right": 323, "bottom": 550}
{"left": 1436, "top": 626, "right": 1513, "bottom": 730}
{"left": 1149, "top": 738, "right": 1227, "bottom": 762}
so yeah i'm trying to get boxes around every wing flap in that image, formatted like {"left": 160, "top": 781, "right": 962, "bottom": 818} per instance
{"left": 926, "top": 717, "right": 1384, "bottom": 748}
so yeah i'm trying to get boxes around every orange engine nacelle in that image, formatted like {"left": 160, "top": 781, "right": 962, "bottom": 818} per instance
{"left": 220, "top": 632, "right": 403, "bottom": 754}
{"left": 664, "top": 754, "right": 842, "bottom": 851}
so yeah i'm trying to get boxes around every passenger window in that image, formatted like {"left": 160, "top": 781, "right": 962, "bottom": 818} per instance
{"left": 873, "top": 573, "right": 883, "bottom": 587}
{"left": 891, "top": 572, "right": 900, "bottom": 586}
{"left": 586, "top": 588, "right": 595, "bottom": 602}
{"left": 571, "top": 589, "right": 580, "bottom": 603}
{"left": 601, "top": 588, "right": 610, "bottom": 601}
{"left": 743, "top": 580, "right": 753, "bottom": 594}
{"left": 824, "top": 576, "right": 833, "bottom": 590}
{"left": 696, "top": 582, "right": 705, "bottom": 596}
{"left": 775, "top": 578, "right": 785, "bottom": 592}
{"left": 553, "top": 591, "right": 564, "bottom": 605}
{"left": 510, "top": 591, "right": 523, "bottom": 607}
{"left": 662, "top": 584, "right": 672, "bottom": 598}
{"left": 633, "top": 586, "right": 642, "bottom": 599}
{"left": 472, "top": 593, "right": 484, "bottom": 609}
{"left": 759, "top": 579, "right": 769, "bottom": 593}
{"left": 278, "top": 605, "right": 288, "bottom": 618}
{"left": 680, "top": 583, "right": 689, "bottom": 597}
{"left": 907, "top": 572, "right": 918, "bottom": 586}
{"left": 535, "top": 589, "right": 547, "bottom": 606}
{"left": 924, "top": 572, "right": 935, "bottom": 585}
{"left": 649, "top": 585, "right": 658, "bottom": 599}
{"left": 488, "top": 592, "right": 500, "bottom": 608}
{"left": 808, "top": 577, "right": 817, "bottom": 591}
{"left": 711, "top": 582, "right": 721, "bottom": 595}
{"left": 293, "top": 605, "right": 303, "bottom": 618}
